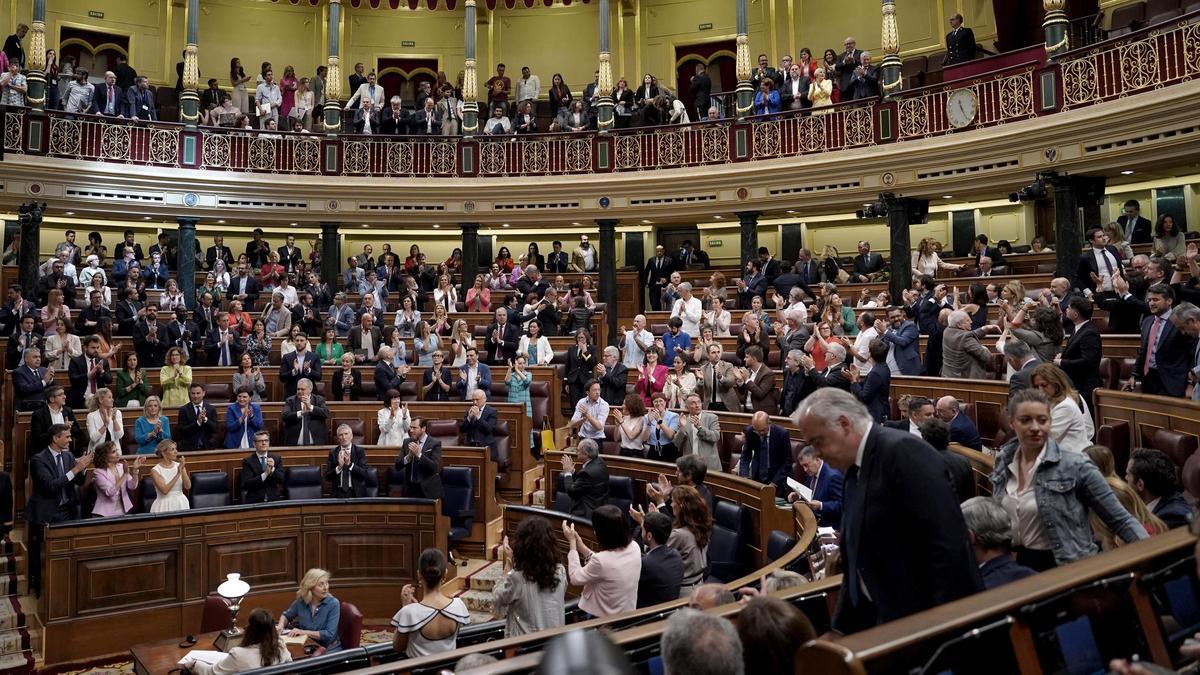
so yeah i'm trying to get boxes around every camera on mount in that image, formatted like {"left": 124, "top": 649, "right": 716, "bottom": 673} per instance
{"left": 855, "top": 193, "right": 892, "bottom": 219}
{"left": 1008, "top": 173, "right": 1052, "bottom": 202}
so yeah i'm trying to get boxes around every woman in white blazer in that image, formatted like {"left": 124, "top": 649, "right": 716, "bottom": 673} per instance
{"left": 86, "top": 388, "right": 125, "bottom": 452}
{"left": 517, "top": 320, "right": 554, "bottom": 365}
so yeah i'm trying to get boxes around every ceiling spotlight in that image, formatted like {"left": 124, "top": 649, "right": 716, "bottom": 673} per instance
{"left": 571, "top": 221, "right": 581, "bottom": 226}
{"left": 942, "top": 195, "right": 954, "bottom": 199}
{"left": 432, "top": 223, "right": 440, "bottom": 228}
{"left": 786, "top": 210, "right": 796, "bottom": 214}
{"left": 217, "top": 219, "right": 226, "bottom": 224}
{"left": 289, "top": 222, "right": 298, "bottom": 227}
{"left": 713, "top": 215, "right": 723, "bottom": 220}
{"left": 143, "top": 216, "right": 152, "bottom": 220}
{"left": 1120, "top": 170, "right": 1135, "bottom": 175}
{"left": 641, "top": 219, "right": 653, "bottom": 224}
{"left": 65, "top": 211, "right": 75, "bottom": 215}
{"left": 502, "top": 223, "right": 510, "bottom": 228}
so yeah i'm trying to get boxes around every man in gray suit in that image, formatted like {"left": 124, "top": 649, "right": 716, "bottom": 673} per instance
{"left": 695, "top": 344, "right": 741, "bottom": 412}
{"left": 673, "top": 393, "right": 723, "bottom": 472}
{"left": 941, "top": 310, "right": 999, "bottom": 380}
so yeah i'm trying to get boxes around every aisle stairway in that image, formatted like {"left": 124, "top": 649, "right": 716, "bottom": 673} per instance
{"left": 457, "top": 561, "right": 505, "bottom": 625}
{"left": 0, "top": 534, "right": 36, "bottom": 674}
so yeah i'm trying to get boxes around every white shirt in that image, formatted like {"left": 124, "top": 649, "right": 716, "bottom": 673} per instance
{"left": 581, "top": 247, "right": 596, "bottom": 271}
{"left": 852, "top": 326, "right": 879, "bottom": 375}
{"left": 1091, "top": 247, "right": 1118, "bottom": 291}
{"left": 623, "top": 329, "right": 654, "bottom": 368}
{"left": 517, "top": 75, "right": 541, "bottom": 101}
{"left": 1003, "top": 448, "right": 1053, "bottom": 550}
{"left": 671, "top": 297, "right": 703, "bottom": 337}
{"left": 464, "top": 364, "right": 479, "bottom": 399}
{"left": 572, "top": 396, "right": 610, "bottom": 439}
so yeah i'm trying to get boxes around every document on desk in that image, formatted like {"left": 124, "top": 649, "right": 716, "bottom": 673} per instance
{"left": 179, "top": 650, "right": 225, "bottom": 666}
{"left": 282, "top": 633, "right": 308, "bottom": 645}
{"left": 786, "top": 477, "right": 813, "bottom": 501}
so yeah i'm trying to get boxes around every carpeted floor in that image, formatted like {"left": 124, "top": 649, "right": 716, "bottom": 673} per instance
{"left": 39, "top": 625, "right": 395, "bottom": 675}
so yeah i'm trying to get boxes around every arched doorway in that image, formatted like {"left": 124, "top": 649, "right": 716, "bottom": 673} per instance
{"left": 376, "top": 58, "right": 439, "bottom": 107}
{"left": 675, "top": 41, "right": 735, "bottom": 119}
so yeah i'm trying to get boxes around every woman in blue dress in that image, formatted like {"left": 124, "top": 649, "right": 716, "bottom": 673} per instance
{"left": 506, "top": 354, "right": 534, "bottom": 447}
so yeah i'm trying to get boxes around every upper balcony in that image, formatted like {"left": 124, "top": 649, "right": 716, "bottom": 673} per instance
{"left": 3, "top": 12, "right": 1200, "bottom": 224}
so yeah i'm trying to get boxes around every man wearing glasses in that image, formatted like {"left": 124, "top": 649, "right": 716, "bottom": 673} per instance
{"left": 1117, "top": 199, "right": 1153, "bottom": 245}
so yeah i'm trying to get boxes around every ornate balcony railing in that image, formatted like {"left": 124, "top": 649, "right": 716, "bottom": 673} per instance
{"left": 3, "top": 12, "right": 1198, "bottom": 179}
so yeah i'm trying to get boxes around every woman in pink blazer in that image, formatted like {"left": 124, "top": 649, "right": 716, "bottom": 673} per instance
{"left": 91, "top": 442, "right": 145, "bottom": 517}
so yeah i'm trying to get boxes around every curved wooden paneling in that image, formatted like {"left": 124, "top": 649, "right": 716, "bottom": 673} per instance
{"left": 42, "top": 499, "right": 448, "bottom": 665}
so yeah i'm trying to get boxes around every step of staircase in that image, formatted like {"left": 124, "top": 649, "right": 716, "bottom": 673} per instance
{"left": 468, "top": 562, "right": 504, "bottom": 592}
{"left": 531, "top": 489, "right": 546, "bottom": 507}
{"left": 0, "top": 648, "right": 34, "bottom": 674}
{"left": 458, "top": 590, "right": 496, "bottom": 617}
{"left": 0, "top": 597, "right": 28, "bottom": 633}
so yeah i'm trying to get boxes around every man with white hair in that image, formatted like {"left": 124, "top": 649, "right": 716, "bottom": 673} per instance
{"left": 282, "top": 378, "right": 329, "bottom": 446}
{"left": 596, "top": 346, "right": 628, "bottom": 405}
{"left": 621, "top": 315, "right": 655, "bottom": 368}
{"left": 326, "top": 423, "right": 368, "bottom": 498}
{"left": 800, "top": 342, "right": 851, "bottom": 391}
{"left": 961, "top": 497, "right": 1036, "bottom": 589}
{"left": 850, "top": 51, "right": 880, "bottom": 100}
{"left": 660, "top": 608, "right": 744, "bottom": 675}
{"left": 775, "top": 307, "right": 808, "bottom": 356}
{"left": 941, "top": 309, "right": 999, "bottom": 379}
{"left": 670, "top": 282, "right": 703, "bottom": 336}
{"left": 1170, "top": 301, "right": 1200, "bottom": 401}
{"left": 794, "top": 388, "right": 982, "bottom": 632}
{"left": 935, "top": 395, "right": 983, "bottom": 450}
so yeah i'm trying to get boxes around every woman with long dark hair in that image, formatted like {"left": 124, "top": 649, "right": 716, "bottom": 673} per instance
{"left": 494, "top": 516, "right": 567, "bottom": 637}
{"left": 230, "top": 57, "right": 252, "bottom": 113}
{"left": 185, "top": 608, "right": 290, "bottom": 673}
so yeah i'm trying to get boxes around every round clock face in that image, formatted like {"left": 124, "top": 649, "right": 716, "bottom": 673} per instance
{"left": 946, "top": 89, "right": 977, "bottom": 129}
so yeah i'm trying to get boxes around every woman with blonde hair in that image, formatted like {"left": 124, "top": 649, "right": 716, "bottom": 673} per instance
{"left": 86, "top": 388, "right": 124, "bottom": 452}
{"left": 134, "top": 396, "right": 172, "bottom": 455}
{"left": 450, "top": 319, "right": 476, "bottom": 367}
{"left": 292, "top": 77, "right": 314, "bottom": 131}
{"left": 1102, "top": 221, "right": 1134, "bottom": 260}
{"left": 278, "top": 568, "right": 342, "bottom": 652}
{"left": 465, "top": 274, "right": 491, "bottom": 313}
{"left": 1083, "top": 446, "right": 1163, "bottom": 549}
{"left": 43, "top": 317, "right": 81, "bottom": 371}
{"left": 150, "top": 439, "right": 191, "bottom": 513}
{"left": 1029, "top": 364, "right": 1094, "bottom": 453}
{"left": 912, "top": 237, "right": 963, "bottom": 277}
{"left": 808, "top": 67, "right": 834, "bottom": 114}
{"left": 160, "top": 347, "right": 192, "bottom": 408}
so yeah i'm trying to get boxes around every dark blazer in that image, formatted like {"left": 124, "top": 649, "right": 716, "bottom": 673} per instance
{"left": 1008, "top": 358, "right": 1041, "bottom": 397}
{"left": 1075, "top": 246, "right": 1125, "bottom": 293}
{"left": 564, "top": 456, "right": 609, "bottom": 518}
{"left": 27, "top": 448, "right": 85, "bottom": 525}
{"left": 795, "top": 259, "right": 821, "bottom": 286}
{"left": 1152, "top": 492, "right": 1193, "bottom": 530}
{"left": 279, "top": 351, "right": 322, "bottom": 398}
{"left": 945, "top": 26, "right": 977, "bottom": 65}
{"left": 1134, "top": 312, "right": 1197, "bottom": 397}
{"left": 12, "top": 365, "right": 50, "bottom": 410}
{"left": 1094, "top": 290, "right": 1147, "bottom": 335}
{"left": 978, "top": 554, "right": 1036, "bottom": 590}
{"left": 852, "top": 253, "right": 885, "bottom": 281}
{"left": 115, "top": 299, "right": 142, "bottom": 335}
{"left": 31, "top": 405, "right": 80, "bottom": 455}
{"left": 739, "top": 273, "right": 767, "bottom": 309}
{"left": 124, "top": 86, "right": 157, "bottom": 120}
{"left": 832, "top": 425, "right": 983, "bottom": 633}
{"left": 738, "top": 424, "right": 792, "bottom": 495}
{"left": 779, "top": 368, "right": 814, "bottom": 417}
{"left": 67, "top": 354, "right": 112, "bottom": 410}
{"left": 176, "top": 401, "right": 219, "bottom": 451}
{"left": 227, "top": 274, "right": 261, "bottom": 305}
{"left": 277, "top": 245, "right": 303, "bottom": 273}
{"left": 546, "top": 251, "right": 570, "bottom": 274}
{"left": 811, "top": 364, "right": 853, "bottom": 393}
{"left": 395, "top": 436, "right": 443, "bottom": 499}
{"left": 949, "top": 412, "right": 983, "bottom": 451}
{"left": 852, "top": 363, "right": 891, "bottom": 423}
{"left": 1117, "top": 214, "right": 1153, "bottom": 245}
{"left": 373, "top": 361, "right": 406, "bottom": 402}
{"left": 787, "top": 461, "right": 844, "bottom": 528}
{"left": 833, "top": 49, "right": 864, "bottom": 95}
{"left": 881, "top": 322, "right": 921, "bottom": 375}
{"left": 459, "top": 405, "right": 498, "bottom": 460}
{"left": 914, "top": 293, "right": 943, "bottom": 336}
{"left": 204, "top": 245, "right": 233, "bottom": 271}
{"left": 486, "top": 321, "right": 521, "bottom": 364}
{"left": 636, "top": 545, "right": 684, "bottom": 608}
{"left": 421, "top": 366, "right": 453, "bottom": 402}
{"left": 205, "top": 328, "right": 243, "bottom": 367}
{"left": 281, "top": 394, "right": 330, "bottom": 446}
{"left": 598, "top": 363, "right": 628, "bottom": 406}
{"left": 325, "top": 444, "right": 368, "bottom": 498}
{"left": 330, "top": 367, "right": 362, "bottom": 402}
{"left": 454, "top": 363, "right": 493, "bottom": 401}
{"left": 850, "top": 65, "right": 881, "bottom": 100}
{"left": 939, "top": 450, "right": 975, "bottom": 503}
{"left": 133, "top": 320, "right": 168, "bottom": 368}
{"left": 380, "top": 106, "right": 409, "bottom": 135}
{"left": 92, "top": 82, "right": 124, "bottom": 116}
{"left": 1058, "top": 321, "right": 1102, "bottom": 403}
{"left": 240, "top": 452, "right": 284, "bottom": 503}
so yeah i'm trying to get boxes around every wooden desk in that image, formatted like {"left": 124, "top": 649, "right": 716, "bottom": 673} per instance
{"left": 130, "top": 630, "right": 309, "bottom": 675}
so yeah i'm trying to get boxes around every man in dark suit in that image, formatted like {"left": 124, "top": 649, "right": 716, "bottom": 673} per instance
{"left": 1076, "top": 227, "right": 1125, "bottom": 294}
{"left": 919, "top": 418, "right": 975, "bottom": 504}
{"left": 758, "top": 247, "right": 782, "bottom": 285}
{"left": 643, "top": 245, "right": 675, "bottom": 312}
{"left": 935, "top": 396, "right": 983, "bottom": 451}
{"left": 795, "top": 389, "right": 982, "bottom": 633}
{"left": 123, "top": 76, "right": 157, "bottom": 120}
{"left": 177, "top": 384, "right": 219, "bottom": 451}
{"left": 380, "top": 98, "right": 409, "bottom": 135}
{"left": 973, "top": 234, "right": 1004, "bottom": 271}
{"left": 850, "top": 241, "right": 886, "bottom": 283}
{"left": 12, "top": 348, "right": 53, "bottom": 411}
{"left": 779, "top": 63, "right": 811, "bottom": 111}
{"left": 486, "top": 308, "right": 521, "bottom": 365}
{"left": 244, "top": 229, "right": 272, "bottom": 268}
{"left": 454, "top": 348, "right": 493, "bottom": 401}
{"left": 227, "top": 264, "right": 261, "bottom": 307}
{"left": 597, "top": 347, "right": 629, "bottom": 406}
{"left": 280, "top": 334, "right": 322, "bottom": 399}
{"left": 561, "top": 439, "right": 609, "bottom": 518}
{"left": 689, "top": 62, "right": 712, "bottom": 122}
{"left": 833, "top": 37, "right": 864, "bottom": 100}
{"left": 960, "top": 497, "right": 1036, "bottom": 590}
{"left": 1128, "top": 284, "right": 1197, "bottom": 397}
{"left": 749, "top": 53, "right": 779, "bottom": 94}
{"left": 738, "top": 259, "right": 768, "bottom": 310}
{"left": 374, "top": 350, "right": 408, "bottom": 401}
{"left": 459, "top": 389, "right": 498, "bottom": 461}
{"left": 240, "top": 431, "right": 284, "bottom": 503}
{"left": 277, "top": 234, "right": 303, "bottom": 275}
{"left": 1056, "top": 296, "right": 1103, "bottom": 405}
{"left": 944, "top": 13, "right": 977, "bottom": 65}
{"left": 397, "top": 418, "right": 443, "bottom": 499}
{"left": 281, "top": 379, "right": 330, "bottom": 446}
{"left": 348, "top": 313, "right": 384, "bottom": 364}
{"left": 114, "top": 288, "right": 143, "bottom": 336}
{"left": 67, "top": 336, "right": 113, "bottom": 410}
{"left": 92, "top": 71, "right": 124, "bottom": 117}
{"left": 205, "top": 311, "right": 243, "bottom": 368}
{"left": 1004, "top": 339, "right": 1041, "bottom": 396}
{"left": 205, "top": 235, "right": 234, "bottom": 271}
{"left": 32, "top": 386, "right": 81, "bottom": 454}
{"left": 637, "top": 510, "right": 684, "bottom": 608}
{"left": 326, "top": 424, "right": 369, "bottom": 498}
{"left": 133, "top": 308, "right": 168, "bottom": 368}
{"left": 849, "top": 52, "right": 881, "bottom": 100}
{"left": 785, "top": 446, "right": 845, "bottom": 528}
{"left": 26, "top": 424, "right": 91, "bottom": 597}
{"left": 738, "top": 412, "right": 792, "bottom": 495}
{"left": 1117, "top": 199, "right": 1153, "bottom": 245}
{"left": 881, "top": 306, "right": 922, "bottom": 376}
{"left": 1127, "top": 448, "right": 1193, "bottom": 530}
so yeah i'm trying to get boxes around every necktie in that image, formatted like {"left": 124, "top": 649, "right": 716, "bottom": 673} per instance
{"left": 23, "top": 332, "right": 31, "bottom": 352}
{"left": 842, "top": 465, "right": 862, "bottom": 604}
{"left": 1145, "top": 317, "right": 1163, "bottom": 375}
{"left": 1101, "top": 250, "right": 1115, "bottom": 277}
{"left": 58, "top": 453, "right": 70, "bottom": 506}
{"left": 710, "top": 365, "right": 718, "bottom": 403}
{"left": 107, "top": 88, "right": 113, "bottom": 112}
{"left": 341, "top": 449, "right": 350, "bottom": 489}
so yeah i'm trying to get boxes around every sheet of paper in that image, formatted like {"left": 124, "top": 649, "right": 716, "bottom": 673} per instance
{"left": 179, "top": 650, "right": 225, "bottom": 666}
{"left": 281, "top": 632, "right": 308, "bottom": 645}
{"left": 786, "top": 477, "right": 813, "bottom": 501}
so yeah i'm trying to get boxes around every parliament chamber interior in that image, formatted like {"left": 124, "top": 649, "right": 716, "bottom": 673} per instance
{"left": 3, "top": 0, "right": 1200, "bottom": 673}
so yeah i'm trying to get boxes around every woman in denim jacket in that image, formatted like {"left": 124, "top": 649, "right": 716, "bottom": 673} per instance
{"left": 991, "top": 390, "right": 1147, "bottom": 571}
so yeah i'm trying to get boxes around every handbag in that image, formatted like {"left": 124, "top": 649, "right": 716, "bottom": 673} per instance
{"left": 540, "top": 419, "right": 557, "bottom": 452}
